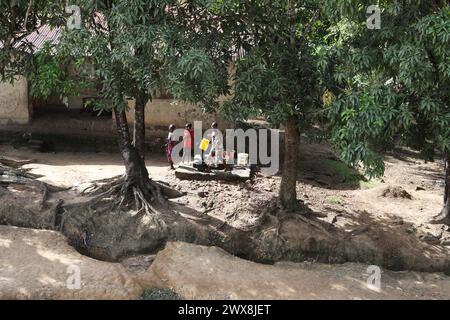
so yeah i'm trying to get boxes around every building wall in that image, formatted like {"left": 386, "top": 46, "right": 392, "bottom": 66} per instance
{"left": 126, "top": 98, "right": 228, "bottom": 138}
{"left": 0, "top": 77, "right": 30, "bottom": 125}
{"left": 0, "top": 76, "right": 231, "bottom": 139}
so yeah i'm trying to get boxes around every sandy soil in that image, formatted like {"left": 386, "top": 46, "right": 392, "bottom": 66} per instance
{"left": 140, "top": 241, "right": 450, "bottom": 300}
{"left": 1, "top": 142, "right": 448, "bottom": 244}
{"left": 0, "top": 225, "right": 142, "bottom": 300}
{"left": 1, "top": 141, "right": 449, "bottom": 299}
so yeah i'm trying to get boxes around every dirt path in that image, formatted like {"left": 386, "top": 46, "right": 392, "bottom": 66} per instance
{"left": 0, "top": 145, "right": 170, "bottom": 189}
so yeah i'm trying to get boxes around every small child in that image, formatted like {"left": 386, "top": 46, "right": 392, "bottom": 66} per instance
{"left": 182, "top": 123, "right": 194, "bottom": 164}
{"left": 209, "top": 122, "right": 223, "bottom": 166}
{"left": 167, "top": 124, "right": 176, "bottom": 170}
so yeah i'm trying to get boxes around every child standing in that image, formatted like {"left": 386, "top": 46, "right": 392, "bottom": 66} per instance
{"left": 209, "top": 122, "right": 223, "bottom": 166}
{"left": 167, "top": 124, "right": 176, "bottom": 170}
{"left": 182, "top": 123, "right": 194, "bottom": 164}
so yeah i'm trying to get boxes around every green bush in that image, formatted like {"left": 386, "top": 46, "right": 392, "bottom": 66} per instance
{"left": 141, "top": 288, "right": 183, "bottom": 301}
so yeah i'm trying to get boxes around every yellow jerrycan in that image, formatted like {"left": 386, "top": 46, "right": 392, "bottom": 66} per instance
{"left": 200, "top": 138, "right": 210, "bottom": 151}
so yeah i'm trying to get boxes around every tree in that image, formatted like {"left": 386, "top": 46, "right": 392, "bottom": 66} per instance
{"left": 321, "top": 1, "right": 450, "bottom": 222}
{"left": 28, "top": 0, "right": 230, "bottom": 212}
{"left": 0, "top": 0, "right": 64, "bottom": 81}
{"left": 220, "top": 0, "right": 324, "bottom": 211}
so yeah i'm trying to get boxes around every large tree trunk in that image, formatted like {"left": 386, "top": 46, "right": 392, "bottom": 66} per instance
{"left": 80, "top": 108, "right": 177, "bottom": 212}
{"left": 133, "top": 93, "right": 147, "bottom": 161}
{"left": 279, "top": 118, "right": 300, "bottom": 211}
{"left": 279, "top": 0, "right": 299, "bottom": 211}
{"left": 114, "top": 108, "right": 149, "bottom": 184}
{"left": 444, "top": 157, "right": 450, "bottom": 223}
{"left": 112, "top": 108, "right": 166, "bottom": 209}
{"left": 431, "top": 150, "right": 450, "bottom": 225}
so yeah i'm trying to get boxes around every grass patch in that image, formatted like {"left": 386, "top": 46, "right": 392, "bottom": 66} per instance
{"left": 327, "top": 196, "right": 345, "bottom": 205}
{"left": 321, "top": 159, "right": 364, "bottom": 184}
{"left": 142, "top": 288, "right": 183, "bottom": 300}
{"left": 359, "top": 179, "right": 382, "bottom": 189}
{"left": 320, "top": 159, "right": 381, "bottom": 190}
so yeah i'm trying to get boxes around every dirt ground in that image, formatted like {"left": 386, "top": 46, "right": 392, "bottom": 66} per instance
{"left": 2, "top": 143, "right": 444, "bottom": 227}
{"left": 1, "top": 140, "right": 450, "bottom": 298}
{"left": 1, "top": 141, "right": 448, "bottom": 246}
{"left": 5, "top": 142, "right": 446, "bottom": 241}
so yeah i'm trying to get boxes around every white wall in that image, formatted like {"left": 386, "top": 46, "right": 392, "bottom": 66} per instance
{"left": 0, "top": 77, "right": 29, "bottom": 125}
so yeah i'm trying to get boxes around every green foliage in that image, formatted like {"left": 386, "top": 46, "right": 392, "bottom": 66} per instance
{"left": 221, "top": 0, "right": 325, "bottom": 129}
{"left": 26, "top": 0, "right": 231, "bottom": 113}
{"left": 321, "top": 159, "right": 365, "bottom": 185}
{"left": 28, "top": 44, "right": 88, "bottom": 99}
{"left": 0, "top": 0, "right": 64, "bottom": 82}
{"left": 167, "top": 47, "right": 229, "bottom": 112}
{"left": 322, "top": 0, "right": 450, "bottom": 176}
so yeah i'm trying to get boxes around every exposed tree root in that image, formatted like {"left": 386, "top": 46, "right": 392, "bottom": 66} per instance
{"left": 82, "top": 175, "right": 185, "bottom": 199}
{"left": 429, "top": 209, "right": 450, "bottom": 225}
{"left": 249, "top": 196, "right": 337, "bottom": 247}
{"left": 78, "top": 174, "right": 185, "bottom": 220}
{"left": 0, "top": 164, "right": 41, "bottom": 179}
{"left": 274, "top": 213, "right": 287, "bottom": 244}
{"left": 246, "top": 199, "right": 277, "bottom": 231}
{"left": 0, "top": 185, "right": 7, "bottom": 196}
{"left": 0, "top": 157, "right": 36, "bottom": 168}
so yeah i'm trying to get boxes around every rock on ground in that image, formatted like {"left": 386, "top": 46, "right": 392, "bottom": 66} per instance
{"left": 0, "top": 226, "right": 142, "bottom": 300}
{"left": 144, "top": 242, "right": 450, "bottom": 300}
{"left": 380, "top": 185, "right": 412, "bottom": 199}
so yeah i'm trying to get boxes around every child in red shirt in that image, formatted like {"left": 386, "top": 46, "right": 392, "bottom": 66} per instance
{"left": 182, "top": 123, "right": 194, "bottom": 163}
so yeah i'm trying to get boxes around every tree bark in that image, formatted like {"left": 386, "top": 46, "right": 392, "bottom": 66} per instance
{"left": 114, "top": 108, "right": 150, "bottom": 187}
{"left": 82, "top": 108, "right": 171, "bottom": 211}
{"left": 133, "top": 93, "right": 147, "bottom": 161}
{"left": 431, "top": 150, "right": 450, "bottom": 225}
{"left": 279, "top": 0, "right": 300, "bottom": 212}
{"left": 442, "top": 151, "right": 450, "bottom": 223}
{"left": 279, "top": 118, "right": 300, "bottom": 211}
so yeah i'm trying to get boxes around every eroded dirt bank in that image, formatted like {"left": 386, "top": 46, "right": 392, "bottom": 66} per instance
{"left": 0, "top": 225, "right": 142, "bottom": 299}
{"left": 2, "top": 226, "right": 450, "bottom": 300}
{"left": 135, "top": 241, "right": 450, "bottom": 300}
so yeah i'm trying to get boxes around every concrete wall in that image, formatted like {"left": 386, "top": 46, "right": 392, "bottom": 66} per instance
{"left": 0, "top": 77, "right": 30, "bottom": 125}
{"left": 126, "top": 98, "right": 227, "bottom": 138}
{"left": 0, "top": 76, "right": 230, "bottom": 140}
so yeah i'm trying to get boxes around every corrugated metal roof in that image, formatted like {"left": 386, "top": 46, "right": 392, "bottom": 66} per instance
{"left": 0, "top": 24, "right": 61, "bottom": 53}
{"left": 23, "top": 24, "right": 61, "bottom": 51}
